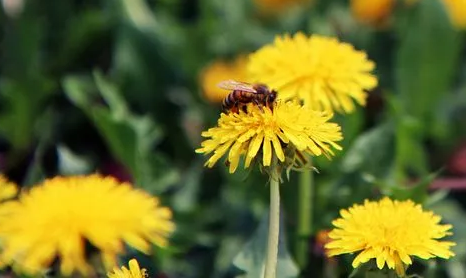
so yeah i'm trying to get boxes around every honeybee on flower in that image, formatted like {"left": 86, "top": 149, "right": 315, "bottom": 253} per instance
{"left": 218, "top": 80, "right": 278, "bottom": 113}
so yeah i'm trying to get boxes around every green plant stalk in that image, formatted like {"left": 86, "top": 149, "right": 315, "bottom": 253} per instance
{"left": 264, "top": 158, "right": 281, "bottom": 278}
{"left": 295, "top": 163, "right": 313, "bottom": 268}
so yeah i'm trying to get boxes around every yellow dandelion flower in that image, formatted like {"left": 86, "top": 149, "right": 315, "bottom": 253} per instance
{"left": 247, "top": 32, "right": 378, "bottom": 113}
{"left": 350, "top": 0, "right": 395, "bottom": 26}
{"left": 196, "top": 101, "right": 343, "bottom": 173}
{"left": 442, "top": 0, "right": 466, "bottom": 29}
{"left": 199, "top": 56, "right": 250, "bottom": 104}
{"left": 0, "top": 175, "right": 18, "bottom": 201}
{"left": 0, "top": 174, "right": 175, "bottom": 276}
{"left": 107, "top": 259, "right": 147, "bottom": 278}
{"left": 253, "top": 0, "right": 312, "bottom": 13}
{"left": 325, "top": 197, "right": 456, "bottom": 277}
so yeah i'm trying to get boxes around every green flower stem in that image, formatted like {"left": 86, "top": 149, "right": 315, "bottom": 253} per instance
{"left": 264, "top": 158, "right": 281, "bottom": 278}
{"left": 295, "top": 162, "right": 313, "bottom": 268}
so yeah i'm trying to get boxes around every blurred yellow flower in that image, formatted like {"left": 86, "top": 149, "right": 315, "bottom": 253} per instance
{"left": 253, "top": 0, "right": 312, "bottom": 13}
{"left": 107, "top": 259, "right": 147, "bottom": 278}
{"left": 248, "top": 33, "right": 378, "bottom": 113}
{"left": 0, "top": 174, "right": 175, "bottom": 276}
{"left": 200, "top": 56, "right": 250, "bottom": 104}
{"left": 405, "top": 0, "right": 466, "bottom": 29}
{"left": 350, "top": 0, "right": 395, "bottom": 26}
{"left": 196, "top": 101, "right": 342, "bottom": 173}
{"left": 442, "top": 0, "right": 466, "bottom": 29}
{"left": 0, "top": 175, "right": 18, "bottom": 201}
{"left": 325, "top": 197, "right": 455, "bottom": 277}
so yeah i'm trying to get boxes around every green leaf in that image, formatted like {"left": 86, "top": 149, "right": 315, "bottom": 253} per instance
{"left": 171, "top": 160, "right": 203, "bottom": 213}
{"left": 341, "top": 122, "right": 395, "bottom": 178}
{"left": 232, "top": 210, "right": 299, "bottom": 278}
{"left": 94, "top": 71, "right": 129, "bottom": 116}
{"left": 62, "top": 73, "right": 179, "bottom": 191}
{"left": 51, "top": 10, "right": 113, "bottom": 72}
{"left": 388, "top": 171, "right": 440, "bottom": 203}
{"left": 0, "top": 79, "right": 55, "bottom": 150}
{"left": 394, "top": 116, "right": 429, "bottom": 180}
{"left": 20, "top": 108, "right": 57, "bottom": 187}
{"left": 395, "top": 0, "right": 463, "bottom": 121}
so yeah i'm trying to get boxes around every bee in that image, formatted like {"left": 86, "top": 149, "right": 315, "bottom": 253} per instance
{"left": 218, "top": 80, "right": 277, "bottom": 113}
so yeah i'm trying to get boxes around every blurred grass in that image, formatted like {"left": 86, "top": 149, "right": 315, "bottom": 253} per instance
{"left": 1, "top": 0, "right": 466, "bottom": 277}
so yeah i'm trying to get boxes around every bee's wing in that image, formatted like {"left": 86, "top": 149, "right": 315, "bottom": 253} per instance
{"left": 217, "top": 80, "right": 257, "bottom": 93}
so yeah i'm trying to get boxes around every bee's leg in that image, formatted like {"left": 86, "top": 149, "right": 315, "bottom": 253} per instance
{"left": 265, "top": 99, "right": 272, "bottom": 111}
{"left": 232, "top": 102, "right": 240, "bottom": 114}
{"left": 253, "top": 99, "right": 264, "bottom": 112}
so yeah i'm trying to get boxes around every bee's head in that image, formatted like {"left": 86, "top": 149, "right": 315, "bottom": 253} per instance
{"left": 269, "top": 90, "right": 277, "bottom": 102}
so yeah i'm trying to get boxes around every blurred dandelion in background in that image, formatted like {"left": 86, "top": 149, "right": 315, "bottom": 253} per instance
{"left": 253, "top": 0, "right": 313, "bottom": 14}
{"left": 248, "top": 32, "right": 378, "bottom": 113}
{"left": 196, "top": 101, "right": 342, "bottom": 173}
{"left": 350, "top": 0, "right": 395, "bottom": 27}
{"left": 441, "top": 0, "right": 466, "bottom": 29}
{"left": 0, "top": 174, "right": 175, "bottom": 276}
{"left": 325, "top": 197, "right": 456, "bottom": 277}
{"left": 199, "top": 56, "right": 250, "bottom": 104}
{"left": 107, "top": 259, "right": 147, "bottom": 278}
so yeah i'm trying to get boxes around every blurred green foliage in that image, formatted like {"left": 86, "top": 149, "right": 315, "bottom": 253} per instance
{"left": 1, "top": 0, "right": 466, "bottom": 277}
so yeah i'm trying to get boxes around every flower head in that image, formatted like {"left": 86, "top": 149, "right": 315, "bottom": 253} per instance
{"left": 351, "top": 0, "right": 395, "bottom": 26}
{"left": 107, "top": 259, "right": 147, "bottom": 278}
{"left": 0, "top": 175, "right": 18, "bottom": 201}
{"left": 325, "top": 197, "right": 455, "bottom": 277}
{"left": 196, "top": 101, "right": 342, "bottom": 173}
{"left": 248, "top": 33, "right": 378, "bottom": 113}
{"left": 200, "top": 56, "right": 250, "bottom": 104}
{"left": 0, "top": 174, "right": 175, "bottom": 276}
